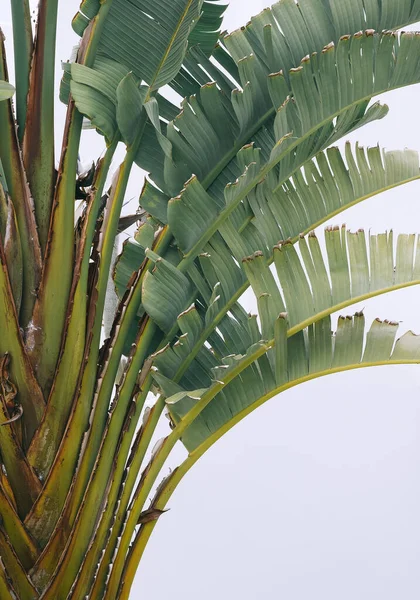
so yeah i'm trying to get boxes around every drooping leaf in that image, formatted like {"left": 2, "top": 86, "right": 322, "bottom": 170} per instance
{"left": 136, "top": 143, "right": 420, "bottom": 343}
{"left": 148, "top": 224, "right": 420, "bottom": 451}
{"left": 114, "top": 221, "right": 155, "bottom": 298}
{"left": 142, "top": 250, "right": 193, "bottom": 332}
{"left": 137, "top": 32, "right": 420, "bottom": 270}
{"left": 116, "top": 74, "right": 146, "bottom": 146}
{"left": 163, "top": 314, "right": 420, "bottom": 451}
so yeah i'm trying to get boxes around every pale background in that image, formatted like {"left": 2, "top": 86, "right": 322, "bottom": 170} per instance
{"left": 2, "top": 1, "right": 420, "bottom": 598}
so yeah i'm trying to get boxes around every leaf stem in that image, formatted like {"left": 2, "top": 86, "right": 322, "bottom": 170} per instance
{"left": 22, "top": 0, "right": 58, "bottom": 251}
{"left": 91, "top": 392, "right": 165, "bottom": 598}
{"left": 28, "top": 0, "right": 117, "bottom": 393}
{"left": 26, "top": 137, "right": 118, "bottom": 478}
{"left": 10, "top": 0, "right": 33, "bottom": 141}
{"left": 0, "top": 33, "right": 42, "bottom": 327}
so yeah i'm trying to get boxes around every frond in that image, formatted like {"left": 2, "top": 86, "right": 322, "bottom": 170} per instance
{"left": 160, "top": 313, "right": 420, "bottom": 452}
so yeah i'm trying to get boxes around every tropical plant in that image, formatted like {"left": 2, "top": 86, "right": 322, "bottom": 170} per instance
{"left": 1, "top": 0, "right": 420, "bottom": 597}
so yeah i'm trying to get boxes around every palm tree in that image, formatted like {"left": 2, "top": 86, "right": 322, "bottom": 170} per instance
{"left": 1, "top": 0, "right": 420, "bottom": 597}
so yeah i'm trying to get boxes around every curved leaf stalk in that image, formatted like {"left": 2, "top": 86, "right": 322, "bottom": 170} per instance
{"left": 10, "top": 0, "right": 33, "bottom": 141}
{"left": 69, "top": 386, "right": 162, "bottom": 599}
{"left": 27, "top": 0, "right": 117, "bottom": 395}
{"left": 89, "top": 392, "right": 165, "bottom": 598}
{"left": 22, "top": 0, "right": 59, "bottom": 252}
{"left": 110, "top": 318, "right": 420, "bottom": 598}
{"left": 105, "top": 266, "right": 420, "bottom": 594}
{"left": 116, "top": 356, "right": 420, "bottom": 599}
{"left": 39, "top": 322, "right": 156, "bottom": 599}
{"left": 104, "top": 365, "right": 253, "bottom": 596}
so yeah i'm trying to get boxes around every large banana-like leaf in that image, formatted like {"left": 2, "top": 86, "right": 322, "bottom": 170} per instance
{"left": 146, "top": 226, "right": 420, "bottom": 451}
{"left": 136, "top": 144, "right": 420, "bottom": 358}
{"left": 161, "top": 313, "right": 420, "bottom": 452}
{"left": 134, "top": 28, "right": 420, "bottom": 385}
{"left": 159, "top": 32, "right": 420, "bottom": 258}
{"left": 64, "top": 0, "right": 226, "bottom": 123}
{"left": 116, "top": 144, "right": 420, "bottom": 296}
{"left": 72, "top": 0, "right": 225, "bottom": 85}
{"left": 74, "top": 0, "right": 201, "bottom": 90}
{"left": 246, "top": 144, "right": 420, "bottom": 248}
{"left": 111, "top": 25, "right": 420, "bottom": 361}
{"left": 76, "top": 29, "right": 420, "bottom": 286}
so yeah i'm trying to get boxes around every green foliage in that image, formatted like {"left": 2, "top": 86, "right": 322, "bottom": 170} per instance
{"left": 0, "top": 80, "right": 14, "bottom": 101}
{"left": 1, "top": 0, "right": 420, "bottom": 598}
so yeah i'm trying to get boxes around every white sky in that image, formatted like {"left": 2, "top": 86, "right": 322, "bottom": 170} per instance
{"left": 2, "top": 1, "right": 420, "bottom": 598}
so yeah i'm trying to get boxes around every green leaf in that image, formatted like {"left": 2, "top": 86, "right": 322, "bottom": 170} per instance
{"left": 149, "top": 225, "right": 420, "bottom": 451}
{"left": 188, "top": 1, "right": 227, "bottom": 54}
{"left": 138, "top": 32, "right": 420, "bottom": 270}
{"left": 139, "top": 179, "right": 170, "bottom": 224}
{"left": 116, "top": 74, "right": 146, "bottom": 146}
{"left": 114, "top": 221, "right": 155, "bottom": 298}
{"left": 70, "top": 80, "right": 118, "bottom": 143}
{"left": 164, "top": 314, "right": 420, "bottom": 452}
{"left": 244, "top": 227, "right": 420, "bottom": 333}
{"left": 137, "top": 142, "right": 420, "bottom": 349}
{"left": 0, "top": 80, "right": 14, "bottom": 101}
{"left": 142, "top": 250, "right": 193, "bottom": 333}
{"left": 72, "top": 0, "right": 206, "bottom": 90}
